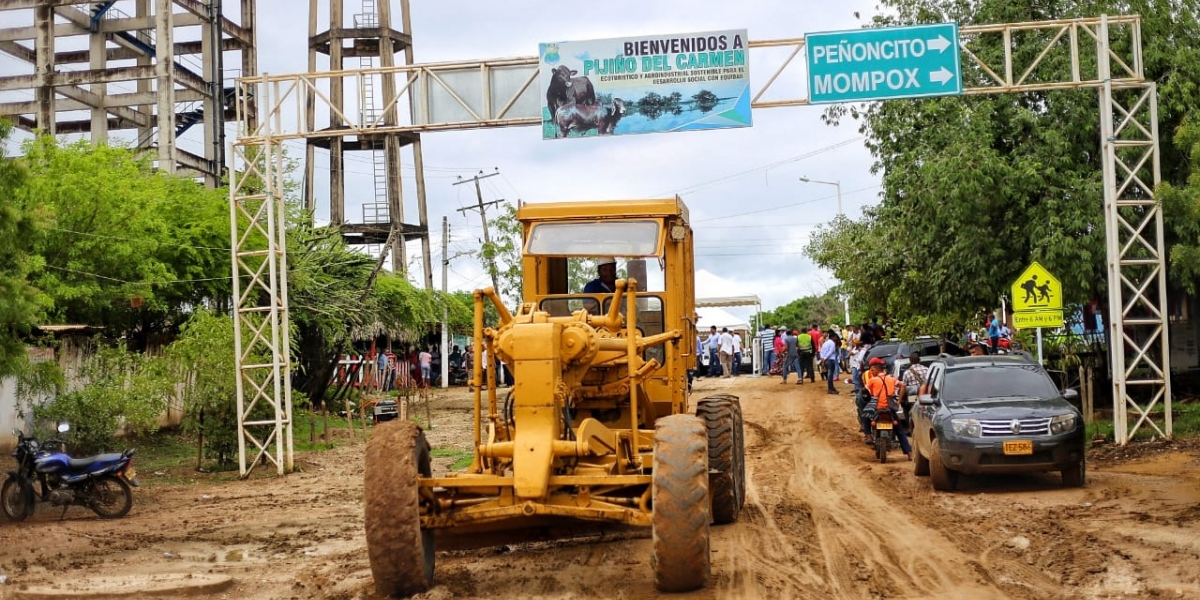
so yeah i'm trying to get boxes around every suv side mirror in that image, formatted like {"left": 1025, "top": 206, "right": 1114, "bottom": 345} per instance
{"left": 918, "top": 394, "right": 937, "bottom": 406}
{"left": 1063, "top": 388, "right": 1080, "bottom": 401}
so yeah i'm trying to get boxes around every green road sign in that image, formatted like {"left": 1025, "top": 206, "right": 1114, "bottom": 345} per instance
{"left": 806, "top": 23, "right": 962, "bottom": 104}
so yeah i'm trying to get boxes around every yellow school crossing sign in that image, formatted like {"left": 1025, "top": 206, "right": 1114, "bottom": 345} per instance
{"left": 1011, "top": 261, "right": 1063, "bottom": 328}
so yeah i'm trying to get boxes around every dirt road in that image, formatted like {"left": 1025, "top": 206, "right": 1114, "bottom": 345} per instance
{"left": 1, "top": 376, "right": 1198, "bottom": 599}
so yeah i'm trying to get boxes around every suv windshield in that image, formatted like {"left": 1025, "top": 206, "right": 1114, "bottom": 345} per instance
{"left": 943, "top": 365, "right": 1060, "bottom": 402}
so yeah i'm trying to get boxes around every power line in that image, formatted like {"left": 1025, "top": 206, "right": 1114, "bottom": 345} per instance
{"left": 651, "top": 137, "right": 864, "bottom": 197}
{"left": 692, "top": 184, "right": 879, "bottom": 224}
{"left": 48, "top": 227, "right": 232, "bottom": 252}
{"left": 43, "top": 264, "right": 230, "bottom": 286}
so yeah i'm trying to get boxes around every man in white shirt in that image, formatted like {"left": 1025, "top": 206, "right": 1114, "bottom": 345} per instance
{"left": 718, "top": 328, "right": 735, "bottom": 378}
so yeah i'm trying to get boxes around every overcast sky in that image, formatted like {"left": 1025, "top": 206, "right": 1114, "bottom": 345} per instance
{"left": 2, "top": 0, "right": 885, "bottom": 320}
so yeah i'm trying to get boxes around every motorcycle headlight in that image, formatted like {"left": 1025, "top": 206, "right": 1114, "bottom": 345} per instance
{"left": 950, "top": 418, "right": 982, "bottom": 437}
{"left": 1050, "top": 413, "right": 1077, "bottom": 435}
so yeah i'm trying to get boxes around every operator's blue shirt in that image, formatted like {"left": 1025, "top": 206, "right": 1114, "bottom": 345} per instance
{"left": 583, "top": 279, "right": 614, "bottom": 293}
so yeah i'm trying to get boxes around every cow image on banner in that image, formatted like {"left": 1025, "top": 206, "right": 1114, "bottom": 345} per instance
{"left": 538, "top": 29, "right": 753, "bottom": 139}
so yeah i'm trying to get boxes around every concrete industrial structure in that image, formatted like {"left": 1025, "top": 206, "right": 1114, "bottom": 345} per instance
{"left": 0, "top": 0, "right": 258, "bottom": 187}
{"left": 304, "top": 0, "right": 432, "bottom": 283}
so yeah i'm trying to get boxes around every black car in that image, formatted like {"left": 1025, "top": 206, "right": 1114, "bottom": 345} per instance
{"left": 910, "top": 352, "right": 1085, "bottom": 491}
{"left": 861, "top": 340, "right": 903, "bottom": 369}
{"left": 898, "top": 336, "right": 966, "bottom": 359}
{"left": 863, "top": 336, "right": 966, "bottom": 372}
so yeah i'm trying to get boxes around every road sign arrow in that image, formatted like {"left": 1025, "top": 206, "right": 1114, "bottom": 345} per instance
{"left": 926, "top": 34, "right": 952, "bottom": 53}
{"left": 929, "top": 66, "right": 953, "bottom": 85}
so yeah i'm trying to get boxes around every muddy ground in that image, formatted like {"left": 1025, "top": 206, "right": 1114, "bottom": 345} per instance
{"left": 1, "top": 375, "right": 1198, "bottom": 600}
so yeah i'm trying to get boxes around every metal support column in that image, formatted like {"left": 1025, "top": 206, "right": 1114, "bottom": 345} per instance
{"left": 229, "top": 75, "right": 294, "bottom": 477}
{"left": 1097, "top": 15, "right": 1171, "bottom": 443}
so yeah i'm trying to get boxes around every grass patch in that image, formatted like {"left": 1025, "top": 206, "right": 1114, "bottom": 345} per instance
{"left": 294, "top": 410, "right": 361, "bottom": 451}
{"left": 130, "top": 432, "right": 195, "bottom": 475}
{"left": 1086, "top": 400, "right": 1200, "bottom": 443}
{"left": 430, "top": 447, "right": 474, "bottom": 470}
{"left": 125, "top": 432, "right": 241, "bottom": 487}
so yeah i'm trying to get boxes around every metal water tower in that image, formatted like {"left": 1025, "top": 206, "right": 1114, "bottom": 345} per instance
{"left": 304, "top": 0, "right": 432, "bottom": 285}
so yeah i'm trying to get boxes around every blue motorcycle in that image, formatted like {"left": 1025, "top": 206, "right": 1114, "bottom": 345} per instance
{"left": 2, "top": 423, "right": 139, "bottom": 521}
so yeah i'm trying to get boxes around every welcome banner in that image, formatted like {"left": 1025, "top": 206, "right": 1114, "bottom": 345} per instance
{"left": 539, "top": 29, "right": 753, "bottom": 139}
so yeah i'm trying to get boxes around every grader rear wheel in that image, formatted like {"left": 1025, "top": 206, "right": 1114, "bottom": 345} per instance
{"left": 696, "top": 395, "right": 745, "bottom": 524}
{"left": 652, "top": 414, "right": 711, "bottom": 592}
{"left": 364, "top": 421, "right": 434, "bottom": 597}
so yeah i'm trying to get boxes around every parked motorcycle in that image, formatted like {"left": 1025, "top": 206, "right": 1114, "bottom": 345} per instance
{"left": 2, "top": 423, "right": 139, "bottom": 521}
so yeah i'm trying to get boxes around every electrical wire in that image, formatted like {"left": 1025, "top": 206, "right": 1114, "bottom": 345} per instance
{"left": 692, "top": 183, "right": 880, "bottom": 224}
{"left": 650, "top": 137, "right": 864, "bottom": 197}
{"left": 43, "top": 264, "right": 230, "bottom": 286}
{"left": 48, "top": 227, "right": 232, "bottom": 252}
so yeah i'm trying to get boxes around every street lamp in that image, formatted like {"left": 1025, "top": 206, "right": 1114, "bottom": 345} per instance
{"left": 798, "top": 176, "right": 842, "bottom": 216}
{"left": 799, "top": 176, "right": 850, "bottom": 326}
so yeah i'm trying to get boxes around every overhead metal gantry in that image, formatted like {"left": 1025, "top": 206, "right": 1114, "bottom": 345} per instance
{"left": 231, "top": 14, "right": 1167, "bottom": 474}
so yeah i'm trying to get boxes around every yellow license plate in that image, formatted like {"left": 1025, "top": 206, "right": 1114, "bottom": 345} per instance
{"left": 1003, "top": 440, "right": 1033, "bottom": 455}
{"left": 875, "top": 422, "right": 893, "bottom": 430}
{"left": 125, "top": 467, "right": 137, "bottom": 480}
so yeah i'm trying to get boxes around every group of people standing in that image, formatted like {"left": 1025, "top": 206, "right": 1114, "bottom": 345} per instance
{"left": 372, "top": 346, "right": 435, "bottom": 392}
{"left": 694, "top": 325, "right": 744, "bottom": 378}
{"left": 762, "top": 324, "right": 844, "bottom": 394}
{"left": 965, "top": 313, "right": 1013, "bottom": 355}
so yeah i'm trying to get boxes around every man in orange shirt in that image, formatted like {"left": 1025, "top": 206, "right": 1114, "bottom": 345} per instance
{"left": 861, "top": 358, "right": 911, "bottom": 460}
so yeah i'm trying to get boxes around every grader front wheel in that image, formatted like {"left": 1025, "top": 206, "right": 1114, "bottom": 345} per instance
{"left": 652, "top": 414, "right": 711, "bottom": 592}
{"left": 364, "top": 421, "right": 434, "bottom": 597}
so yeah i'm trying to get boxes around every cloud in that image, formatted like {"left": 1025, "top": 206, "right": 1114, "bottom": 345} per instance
{"left": 0, "top": 0, "right": 882, "bottom": 312}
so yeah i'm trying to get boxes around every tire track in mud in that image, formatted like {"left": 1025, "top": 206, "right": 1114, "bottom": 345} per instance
{"left": 723, "top": 380, "right": 1027, "bottom": 600}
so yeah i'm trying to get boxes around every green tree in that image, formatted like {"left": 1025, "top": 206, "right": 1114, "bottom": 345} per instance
{"left": 0, "top": 121, "right": 48, "bottom": 377}
{"left": 481, "top": 202, "right": 523, "bottom": 304}
{"left": 807, "top": 0, "right": 1200, "bottom": 324}
{"left": 166, "top": 309, "right": 262, "bottom": 468}
{"left": 15, "top": 137, "right": 230, "bottom": 348}
{"left": 758, "top": 290, "right": 845, "bottom": 331}
{"left": 1161, "top": 117, "right": 1200, "bottom": 294}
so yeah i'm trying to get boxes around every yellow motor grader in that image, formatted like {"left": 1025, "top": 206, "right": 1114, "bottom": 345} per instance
{"left": 363, "top": 198, "right": 746, "bottom": 596}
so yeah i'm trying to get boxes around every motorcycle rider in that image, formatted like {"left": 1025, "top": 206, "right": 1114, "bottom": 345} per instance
{"left": 861, "top": 357, "right": 912, "bottom": 461}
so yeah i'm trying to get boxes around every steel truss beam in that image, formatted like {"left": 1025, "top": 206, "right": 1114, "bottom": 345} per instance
{"left": 231, "top": 15, "right": 1166, "bottom": 468}
{"left": 229, "top": 80, "right": 294, "bottom": 476}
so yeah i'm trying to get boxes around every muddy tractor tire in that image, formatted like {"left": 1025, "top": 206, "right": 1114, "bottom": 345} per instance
{"left": 696, "top": 394, "right": 745, "bottom": 524}
{"left": 364, "top": 421, "right": 434, "bottom": 597}
{"left": 652, "top": 414, "right": 711, "bottom": 592}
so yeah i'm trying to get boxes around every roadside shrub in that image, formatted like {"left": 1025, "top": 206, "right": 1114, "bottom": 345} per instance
{"left": 32, "top": 344, "right": 169, "bottom": 454}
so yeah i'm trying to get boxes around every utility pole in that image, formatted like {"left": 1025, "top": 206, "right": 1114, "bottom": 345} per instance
{"left": 454, "top": 170, "right": 505, "bottom": 293}
{"left": 441, "top": 216, "right": 450, "bottom": 389}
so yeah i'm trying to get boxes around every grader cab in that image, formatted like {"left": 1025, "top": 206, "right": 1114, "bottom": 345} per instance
{"left": 363, "top": 198, "right": 746, "bottom": 596}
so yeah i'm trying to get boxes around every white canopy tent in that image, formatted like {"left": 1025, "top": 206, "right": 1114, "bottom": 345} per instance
{"left": 696, "top": 295, "right": 763, "bottom": 373}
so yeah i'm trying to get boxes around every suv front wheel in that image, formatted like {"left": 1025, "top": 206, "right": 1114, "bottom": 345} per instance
{"left": 1062, "top": 458, "right": 1086, "bottom": 487}
{"left": 928, "top": 437, "right": 959, "bottom": 491}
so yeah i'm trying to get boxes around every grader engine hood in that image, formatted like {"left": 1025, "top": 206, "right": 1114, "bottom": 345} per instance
{"left": 494, "top": 320, "right": 589, "bottom": 499}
